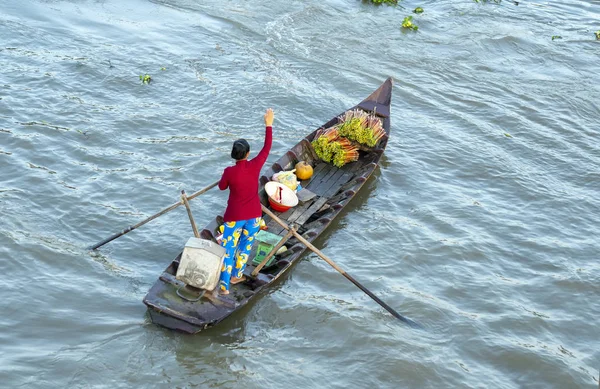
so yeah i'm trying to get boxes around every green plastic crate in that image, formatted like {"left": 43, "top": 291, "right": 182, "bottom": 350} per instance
{"left": 252, "top": 230, "right": 282, "bottom": 267}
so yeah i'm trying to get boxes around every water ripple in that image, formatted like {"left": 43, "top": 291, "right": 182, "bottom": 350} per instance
{"left": 1, "top": 0, "right": 599, "bottom": 387}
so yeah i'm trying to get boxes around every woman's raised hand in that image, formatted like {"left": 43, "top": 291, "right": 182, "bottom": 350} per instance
{"left": 264, "top": 108, "right": 274, "bottom": 127}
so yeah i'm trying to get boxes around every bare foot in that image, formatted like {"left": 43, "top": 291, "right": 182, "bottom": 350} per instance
{"left": 230, "top": 276, "right": 247, "bottom": 285}
{"left": 220, "top": 289, "right": 230, "bottom": 295}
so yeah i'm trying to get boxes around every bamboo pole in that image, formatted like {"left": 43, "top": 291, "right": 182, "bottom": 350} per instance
{"left": 181, "top": 190, "right": 200, "bottom": 238}
{"left": 88, "top": 181, "right": 218, "bottom": 250}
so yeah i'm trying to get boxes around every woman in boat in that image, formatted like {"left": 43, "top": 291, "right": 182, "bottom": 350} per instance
{"left": 217, "top": 108, "right": 274, "bottom": 295}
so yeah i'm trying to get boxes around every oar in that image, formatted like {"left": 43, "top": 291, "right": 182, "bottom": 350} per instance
{"left": 181, "top": 190, "right": 200, "bottom": 239}
{"left": 261, "top": 205, "right": 420, "bottom": 328}
{"left": 88, "top": 181, "right": 219, "bottom": 250}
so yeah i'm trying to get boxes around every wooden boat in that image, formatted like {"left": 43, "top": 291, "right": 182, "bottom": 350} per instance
{"left": 143, "top": 78, "right": 393, "bottom": 333}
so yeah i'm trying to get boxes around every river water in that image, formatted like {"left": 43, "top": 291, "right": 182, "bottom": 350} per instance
{"left": 1, "top": 0, "right": 599, "bottom": 388}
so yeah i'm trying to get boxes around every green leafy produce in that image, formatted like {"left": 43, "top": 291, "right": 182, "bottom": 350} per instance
{"left": 338, "top": 118, "right": 365, "bottom": 141}
{"left": 311, "top": 128, "right": 339, "bottom": 163}
{"left": 312, "top": 109, "right": 386, "bottom": 167}
{"left": 402, "top": 16, "right": 419, "bottom": 31}
{"left": 337, "top": 109, "right": 386, "bottom": 147}
{"left": 312, "top": 137, "right": 331, "bottom": 163}
{"left": 139, "top": 74, "right": 152, "bottom": 84}
{"left": 551, "top": 35, "right": 562, "bottom": 41}
{"left": 414, "top": 7, "right": 424, "bottom": 14}
{"left": 311, "top": 128, "right": 359, "bottom": 167}
{"left": 331, "top": 138, "right": 359, "bottom": 168}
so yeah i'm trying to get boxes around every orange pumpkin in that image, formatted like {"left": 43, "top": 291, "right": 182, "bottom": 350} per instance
{"left": 295, "top": 161, "right": 313, "bottom": 180}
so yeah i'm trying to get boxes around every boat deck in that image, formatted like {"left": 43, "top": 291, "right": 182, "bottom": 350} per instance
{"left": 265, "top": 162, "right": 353, "bottom": 233}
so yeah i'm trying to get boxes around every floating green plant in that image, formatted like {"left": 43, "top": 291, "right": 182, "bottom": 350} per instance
{"left": 139, "top": 74, "right": 152, "bottom": 84}
{"left": 551, "top": 35, "right": 562, "bottom": 41}
{"left": 402, "top": 16, "right": 418, "bottom": 31}
{"left": 595, "top": 31, "right": 600, "bottom": 40}
{"left": 413, "top": 7, "right": 424, "bottom": 13}
{"left": 504, "top": 132, "right": 512, "bottom": 138}
{"left": 370, "top": 0, "right": 398, "bottom": 4}
{"left": 160, "top": 67, "right": 166, "bottom": 71}
{"left": 474, "top": 0, "right": 520, "bottom": 4}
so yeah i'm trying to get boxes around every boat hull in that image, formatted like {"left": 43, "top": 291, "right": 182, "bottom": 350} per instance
{"left": 147, "top": 308, "right": 206, "bottom": 334}
{"left": 143, "top": 78, "right": 394, "bottom": 333}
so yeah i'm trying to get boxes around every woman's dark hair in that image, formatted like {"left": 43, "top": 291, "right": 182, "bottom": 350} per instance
{"left": 231, "top": 139, "right": 250, "bottom": 160}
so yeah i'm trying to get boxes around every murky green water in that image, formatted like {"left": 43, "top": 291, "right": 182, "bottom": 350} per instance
{"left": 1, "top": 0, "right": 599, "bottom": 387}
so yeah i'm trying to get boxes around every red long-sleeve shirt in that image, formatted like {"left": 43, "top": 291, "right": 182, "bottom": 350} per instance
{"left": 219, "top": 126, "right": 272, "bottom": 222}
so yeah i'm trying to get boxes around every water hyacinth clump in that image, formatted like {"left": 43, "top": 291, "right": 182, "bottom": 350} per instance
{"left": 369, "top": 0, "right": 398, "bottom": 5}
{"left": 595, "top": 31, "right": 600, "bottom": 40}
{"left": 402, "top": 16, "right": 418, "bottom": 31}
{"left": 337, "top": 109, "right": 386, "bottom": 147}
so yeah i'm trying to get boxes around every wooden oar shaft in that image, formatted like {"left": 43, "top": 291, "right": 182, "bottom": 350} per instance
{"left": 181, "top": 190, "right": 200, "bottom": 239}
{"left": 88, "top": 181, "right": 219, "bottom": 250}
{"left": 261, "top": 205, "right": 418, "bottom": 327}
{"left": 187, "top": 181, "right": 220, "bottom": 201}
